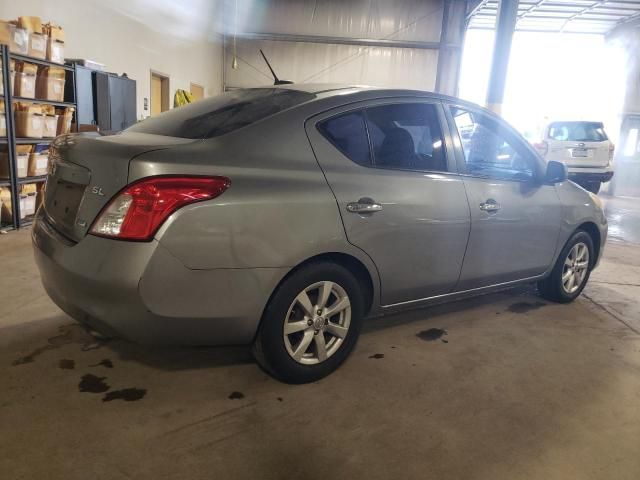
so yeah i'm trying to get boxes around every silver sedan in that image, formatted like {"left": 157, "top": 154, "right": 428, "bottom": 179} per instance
{"left": 32, "top": 85, "right": 607, "bottom": 383}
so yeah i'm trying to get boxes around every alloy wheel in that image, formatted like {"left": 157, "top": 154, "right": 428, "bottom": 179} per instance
{"left": 562, "top": 242, "right": 590, "bottom": 294}
{"left": 283, "top": 281, "right": 351, "bottom": 365}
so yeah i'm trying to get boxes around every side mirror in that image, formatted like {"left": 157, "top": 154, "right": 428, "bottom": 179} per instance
{"left": 544, "top": 160, "right": 567, "bottom": 184}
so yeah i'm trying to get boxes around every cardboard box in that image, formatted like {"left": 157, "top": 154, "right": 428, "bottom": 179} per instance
{"left": 36, "top": 67, "right": 65, "bottom": 101}
{"left": 0, "top": 113, "right": 5, "bottom": 137}
{"left": 21, "top": 183, "right": 38, "bottom": 216}
{"left": 0, "top": 152, "right": 29, "bottom": 178}
{"left": 14, "top": 71, "right": 37, "bottom": 98}
{"left": 28, "top": 153, "right": 49, "bottom": 176}
{"left": 28, "top": 32, "right": 47, "bottom": 59}
{"left": 15, "top": 111, "right": 44, "bottom": 138}
{"left": 14, "top": 61, "right": 37, "bottom": 98}
{"left": 22, "top": 193, "right": 36, "bottom": 216}
{"left": 56, "top": 107, "right": 74, "bottom": 135}
{"left": 0, "top": 20, "right": 11, "bottom": 45}
{"left": 9, "top": 25, "right": 28, "bottom": 54}
{"left": 18, "top": 16, "right": 42, "bottom": 34}
{"left": 47, "top": 38, "right": 65, "bottom": 64}
{"left": 36, "top": 182, "right": 46, "bottom": 210}
{"left": 0, "top": 188, "right": 12, "bottom": 222}
{"left": 43, "top": 23, "right": 65, "bottom": 42}
{"left": 43, "top": 114, "right": 58, "bottom": 137}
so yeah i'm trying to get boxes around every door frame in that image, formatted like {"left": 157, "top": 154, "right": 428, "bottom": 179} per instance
{"left": 305, "top": 97, "right": 462, "bottom": 176}
{"left": 150, "top": 70, "right": 170, "bottom": 115}
{"left": 442, "top": 101, "right": 547, "bottom": 182}
{"left": 305, "top": 96, "right": 471, "bottom": 305}
{"left": 190, "top": 82, "right": 204, "bottom": 101}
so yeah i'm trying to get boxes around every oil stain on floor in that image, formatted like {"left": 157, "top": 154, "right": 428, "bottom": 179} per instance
{"left": 58, "top": 359, "right": 75, "bottom": 370}
{"left": 78, "top": 374, "right": 110, "bottom": 393}
{"left": 508, "top": 301, "right": 546, "bottom": 313}
{"left": 369, "top": 353, "right": 385, "bottom": 359}
{"left": 228, "top": 391, "right": 245, "bottom": 400}
{"left": 90, "top": 359, "right": 114, "bottom": 368}
{"left": 416, "top": 328, "right": 448, "bottom": 343}
{"left": 12, "top": 326, "right": 76, "bottom": 366}
{"left": 102, "top": 388, "right": 146, "bottom": 402}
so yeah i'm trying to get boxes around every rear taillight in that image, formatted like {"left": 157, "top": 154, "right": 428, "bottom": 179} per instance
{"left": 90, "top": 176, "right": 230, "bottom": 241}
{"left": 609, "top": 143, "right": 615, "bottom": 161}
{"left": 533, "top": 140, "right": 549, "bottom": 157}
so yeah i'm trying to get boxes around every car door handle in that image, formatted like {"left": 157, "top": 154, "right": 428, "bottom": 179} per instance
{"left": 479, "top": 200, "right": 501, "bottom": 212}
{"left": 346, "top": 201, "right": 383, "bottom": 213}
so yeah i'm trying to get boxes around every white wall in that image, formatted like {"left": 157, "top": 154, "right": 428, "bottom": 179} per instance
{"left": 222, "top": 0, "right": 445, "bottom": 91}
{"left": 0, "top": 0, "right": 223, "bottom": 119}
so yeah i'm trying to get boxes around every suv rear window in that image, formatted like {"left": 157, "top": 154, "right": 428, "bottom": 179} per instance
{"left": 127, "top": 88, "right": 315, "bottom": 139}
{"left": 548, "top": 122, "right": 608, "bottom": 142}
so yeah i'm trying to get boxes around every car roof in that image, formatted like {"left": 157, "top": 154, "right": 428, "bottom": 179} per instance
{"left": 244, "top": 83, "right": 462, "bottom": 103}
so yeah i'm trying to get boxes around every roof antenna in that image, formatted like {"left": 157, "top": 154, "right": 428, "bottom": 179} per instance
{"left": 260, "top": 49, "right": 294, "bottom": 85}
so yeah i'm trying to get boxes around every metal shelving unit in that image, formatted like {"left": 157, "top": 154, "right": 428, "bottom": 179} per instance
{"left": 0, "top": 44, "right": 77, "bottom": 230}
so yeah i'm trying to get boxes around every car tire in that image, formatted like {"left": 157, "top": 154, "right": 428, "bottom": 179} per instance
{"left": 586, "top": 181, "right": 601, "bottom": 194}
{"left": 537, "top": 230, "right": 594, "bottom": 303}
{"left": 252, "top": 262, "right": 365, "bottom": 384}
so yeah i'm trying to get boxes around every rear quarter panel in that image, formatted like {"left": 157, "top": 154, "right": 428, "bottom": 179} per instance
{"left": 129, "top": 107, "right": 380, "bottom": 282}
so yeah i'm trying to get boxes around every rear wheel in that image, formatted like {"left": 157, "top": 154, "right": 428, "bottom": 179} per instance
{"left": 538, "top": 230, "right": 594, "bottom": 303}
{"left": 253, "top": 262, "right": 364, "bottom": 384}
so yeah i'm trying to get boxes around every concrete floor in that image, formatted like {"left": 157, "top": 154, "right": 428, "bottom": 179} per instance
{"left": 1, "top": 196, "right": 639, "bottom": 480}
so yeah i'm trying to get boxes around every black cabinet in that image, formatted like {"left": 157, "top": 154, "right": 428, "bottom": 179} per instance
{"left": 71, "top": 65, "right": 96, "bottom": 126}
{"left": 95, "top": 72, "right": 137, "bottom": 132}
{"left": 71, "top": 68, "right": 137, "bottom": 132}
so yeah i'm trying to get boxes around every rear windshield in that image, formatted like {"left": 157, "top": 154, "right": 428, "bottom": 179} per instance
{"left": 127, "top": 88, "right": 315, "bottom": 139}
{"left": 547, "top": 122, "right": 608, "bottom": 142}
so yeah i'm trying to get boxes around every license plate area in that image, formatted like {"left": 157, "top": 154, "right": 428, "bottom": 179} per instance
{"left": 45, "top": 180, "right": 86, "bottom": 231}
{"left": 571, "top": 148, "right": 589, "bottom": 158}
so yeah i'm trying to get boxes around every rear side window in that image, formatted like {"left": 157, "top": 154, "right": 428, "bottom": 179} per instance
{"left": 127, "top": 88, "right": 315, "bottom": 139}
{"left": 548, "top": 122, "right": 607, "bottom": 142}
{"left": 366, "top": 103, "right": 446, "bottom": 172}
{"left": 317, "top": 111, "right": 371, "bottom": 166}
{"left": 317, "top": 103, "right": 447, "bottom": 172}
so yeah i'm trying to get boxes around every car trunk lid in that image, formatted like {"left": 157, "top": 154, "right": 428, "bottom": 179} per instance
{"left": 43, "top": 132, "right": 197, "bottom": 242}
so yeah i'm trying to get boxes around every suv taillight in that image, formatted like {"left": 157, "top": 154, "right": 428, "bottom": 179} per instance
{"left": 534, "top": 140, "right": 549, "bottom": 157}
{"left": 609, "top": 143, "right": 615, "bottom": 161}
{"left": 90, "top": 176, "right": 230, "bottom": 241}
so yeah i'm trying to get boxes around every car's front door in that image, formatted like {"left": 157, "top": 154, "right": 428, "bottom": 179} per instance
{"left": 306, "top": 99, "right": 470, "bottom": 306}
{"left": 446, "top": 104, "right": 563, "bottom": 290}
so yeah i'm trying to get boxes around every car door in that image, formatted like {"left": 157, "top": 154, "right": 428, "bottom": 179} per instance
{"left": 306, "top": 98, "right": 471, "bottom": 306}
{"left": 446, "top": 104, "right": 563, "bottom": 290}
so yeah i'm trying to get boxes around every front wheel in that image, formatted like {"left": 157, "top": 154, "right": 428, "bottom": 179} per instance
{"left": 253, "top": 262, "right": 364, "bottom": 384}
{"left": 538, "top": 230, "right": 594, "bottom": 303}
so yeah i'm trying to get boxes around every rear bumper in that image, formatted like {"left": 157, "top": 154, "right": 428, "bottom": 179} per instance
{"left": 567, "top": 167, "right": 614, "bottom": 183}
{"left": 32, "top": 211, "right": 287, "bottom": 345}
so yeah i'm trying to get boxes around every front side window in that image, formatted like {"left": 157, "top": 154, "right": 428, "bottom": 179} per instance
{"left": 366, "top": 103, "right": 447, "bottom": 172}
{"left": 450, "top": 106, "right": 535, "bottom": 181}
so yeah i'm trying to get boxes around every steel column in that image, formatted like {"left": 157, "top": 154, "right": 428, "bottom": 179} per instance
{"left": 1, "top": 45, "right": 20, "bottom": 228}
{"left": 486, "top": 0, "right": 519, "bottom": 114}
{"left": 435, "top": 0, "right": 467, "bottom": 96}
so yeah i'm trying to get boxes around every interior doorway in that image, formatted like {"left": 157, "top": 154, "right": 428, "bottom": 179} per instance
{"left": 150, "top": 71, "right": 170, "bottom": 115}
{"left": 190, "top": 83, "right": 204, "bottom": 101}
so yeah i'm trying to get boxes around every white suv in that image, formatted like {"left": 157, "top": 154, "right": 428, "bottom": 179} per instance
{"left": 534, "top": 121, "right": 614, "bottom": 193}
